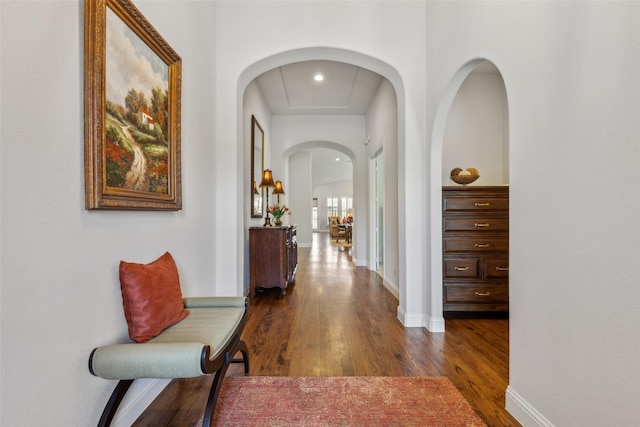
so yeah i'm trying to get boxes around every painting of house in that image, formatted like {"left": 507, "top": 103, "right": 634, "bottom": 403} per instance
{"left": 139, "top": 106, "right": 155, "bottom": 130}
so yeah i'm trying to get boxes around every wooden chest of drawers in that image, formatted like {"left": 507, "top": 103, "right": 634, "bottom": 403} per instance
{"left": 442, "top": 186, "right": 509, "bottom": 315}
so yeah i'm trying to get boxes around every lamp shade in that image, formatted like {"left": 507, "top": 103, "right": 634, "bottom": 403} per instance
{"left": 272, "top": 180, "right": 285, "bottom": 195}
{"left": 259, "top": 169, "right": 275, "bottom": 188}
{"left": 253, "top": 181, "right": 259, "bottom": 195}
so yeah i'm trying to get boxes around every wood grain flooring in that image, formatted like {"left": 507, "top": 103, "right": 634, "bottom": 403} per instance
{"left": 134, "top": 232, "right": 521, "bottom": 426}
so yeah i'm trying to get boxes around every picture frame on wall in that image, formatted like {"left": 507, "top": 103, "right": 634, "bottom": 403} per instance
{"left": 84, "top": 0, "right": 182, "bottom": 210}
{"left": 251, "top": 115, "right": 265, "bottom": 218}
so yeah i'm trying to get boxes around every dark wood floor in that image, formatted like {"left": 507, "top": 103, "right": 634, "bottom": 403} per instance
{"left": 135, "top": 233, "right": 521, "bottom": 426}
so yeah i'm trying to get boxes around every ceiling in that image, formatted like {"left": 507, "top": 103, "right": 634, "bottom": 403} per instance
{"left": 255, "top": 60, "right": 384, "bottom": 115}
{"left": 255, "top": 59, "right": 498, "bottom": 116}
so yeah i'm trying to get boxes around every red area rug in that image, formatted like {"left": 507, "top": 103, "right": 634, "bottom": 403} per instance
{"left": 211, "top": 376, "right": 486, "bottom": 426}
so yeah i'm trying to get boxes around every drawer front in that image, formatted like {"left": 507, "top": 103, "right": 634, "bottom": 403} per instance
{"left": 484, "top": 257, "right": 509, "bottom": 280}
{"left": 444, "top": 258, "right": 480, "bottom": 278}
{"left": 444, "top": 217, "right": 509, "bottom": 232}
{"left": 443, "top": 197, "right": 509, "bottom": 212}
{"left": 443, "top": 238, "right": 508, "bottom": 253}
{"left": 444, "top": 284, "right": 509, "bottom": 303}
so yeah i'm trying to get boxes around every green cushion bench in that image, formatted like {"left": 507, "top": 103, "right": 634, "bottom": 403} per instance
{"left": 88, "top": 253, "right": 249, "bottom": 426}
{"left": 89, "top": 296, "right": 249, "bottom": 426}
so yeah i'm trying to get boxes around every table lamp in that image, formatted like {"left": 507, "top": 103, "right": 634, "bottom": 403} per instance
{"left": 259, "top": 169, "right": 275, "bottom": 226}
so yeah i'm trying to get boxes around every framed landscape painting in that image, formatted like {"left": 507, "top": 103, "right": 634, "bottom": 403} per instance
{"left": 84, "top": 0, "right": 182, "bottom": 210}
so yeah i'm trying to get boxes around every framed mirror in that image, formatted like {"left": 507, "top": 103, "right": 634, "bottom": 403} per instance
{"left": 251, "top": 115, "right": 264, "bottom": 218}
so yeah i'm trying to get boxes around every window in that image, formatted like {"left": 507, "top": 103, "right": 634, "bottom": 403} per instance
{"left": 312, "top": 207, "right": 318, "bottom": 230}
{"left": 327, "top": 197, "right": 338, "bottom": 217}
{"left": 312, "top": 198, "right": 318, "bottom": 230}
{"left": 341, "top": 197, "right": 352, "bottom": 217}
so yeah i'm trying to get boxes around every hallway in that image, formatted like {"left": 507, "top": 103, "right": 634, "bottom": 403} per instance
{"left": 136, "top": 232, "right": 520, "bottom": 426}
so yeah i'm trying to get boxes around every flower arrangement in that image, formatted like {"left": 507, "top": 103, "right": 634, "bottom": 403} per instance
{"left": 268, "top": 204, "right": 290, "bottom": 225}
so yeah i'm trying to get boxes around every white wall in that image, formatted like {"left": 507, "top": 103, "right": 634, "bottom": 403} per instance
{"left": 1, "top": 1, "right": 219, "bottom": 425}
{"left": 288, "top": 151, "right": 313, "bottom": 244}
{"left": 243, "top": 80, "right": 273, "bottom": 228}
{"left": 425, "top": 2, "right": 640, "bottom": 426}
{"left": 366, "top": 79, "right": 400, "bottom": 295}
{"left": 312, "top": 149, "right": 353, "bottom": 188}
{"left": 443, "top": 71, "right": 508, "bottom": 185}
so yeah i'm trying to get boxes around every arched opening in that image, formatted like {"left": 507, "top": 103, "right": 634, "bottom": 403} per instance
{"left": 281, "top": 141, "right": 356, "bottom": 250}
{"left": 238, "top": 48, "right": 407, "bottom": 317}
{"left": 429, "top": 59, "right": 510, "bottom": 328}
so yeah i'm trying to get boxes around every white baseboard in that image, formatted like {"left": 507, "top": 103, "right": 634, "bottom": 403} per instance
{"left": 427, "top": 316, "right": 445, "bottom": 333}
{"left": 383, "top": 277, "right": 399, "bottom": 298}
{"left": 397, "top": 306, "right": 428, "bottom": 327}
{"left": 352, "top": 255, "right": 368, "bottom": 267}
{"left": 505, "top": 385, "right": 555, "bottom": 427}
{"left": 396, "top": 304, "right": 445, "bottom": 332}
{"left": 112, "top": 378, "right": 171, "bottom": 427}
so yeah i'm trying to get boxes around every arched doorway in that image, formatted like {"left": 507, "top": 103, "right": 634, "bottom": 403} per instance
{"left": 281, "top": 141, "right": 356, "bottom": 250}
{"left": 429, "top": 59, "right": 510, "bottom": 328}
{"left": 239, "top": 48, "right": 408, "bottom": 319}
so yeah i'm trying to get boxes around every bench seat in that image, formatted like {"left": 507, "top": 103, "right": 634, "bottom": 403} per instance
{"left": 89, "top": 296, "right": 249, "bottom": 426}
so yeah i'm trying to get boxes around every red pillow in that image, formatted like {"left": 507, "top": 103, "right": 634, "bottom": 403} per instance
{"left": 119, "top": 252, "right": 189, "bottom": 343}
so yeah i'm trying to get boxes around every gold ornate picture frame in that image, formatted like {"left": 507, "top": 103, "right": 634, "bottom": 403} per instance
{"left": 84, "top": 0, "right": 182, "bottom": 210}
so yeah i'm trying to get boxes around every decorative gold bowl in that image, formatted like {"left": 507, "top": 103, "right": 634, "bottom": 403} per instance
{"left": 450, "top": 168, "right": 479, "bottom": 185}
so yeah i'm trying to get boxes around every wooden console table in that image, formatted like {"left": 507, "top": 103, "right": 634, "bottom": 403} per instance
{"left": 249, "top": 226, "right": 297, "bottom": 297}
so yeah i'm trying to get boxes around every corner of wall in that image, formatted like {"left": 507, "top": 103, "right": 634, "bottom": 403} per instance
{"left": 426, "top": 316, "right": 445, "bottom": 333}
{"left": 505, "top": 386, "right": 555, "bottom": 427}
{"left": 396, "top": 306, "right": 428, "bottom": 328}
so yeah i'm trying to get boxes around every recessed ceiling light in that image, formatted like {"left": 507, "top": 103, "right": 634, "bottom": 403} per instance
{"left": 336, "top": 157, "right": 340, "bottom": 161}
{"left": 314, "top": 74, "right": 324, "bottom": 82}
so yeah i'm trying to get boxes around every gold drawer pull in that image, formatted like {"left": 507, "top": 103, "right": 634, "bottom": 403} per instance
{"left": 475, "top": 292, "right": 491, "bottom": 296}
{"left": 475, "top": 202, "right": 490, "bottom": 207}
{"left": 454, "top": 266, "right": 469, "bottom": 271}
{"left": 475, "top": 243, "right": 490, "bottom": 248}
{"left": 475, "top": 223, "right": 490, "bottom": 227}
{"left": 495, "top": 267, "right": 509, "bottom": 271}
